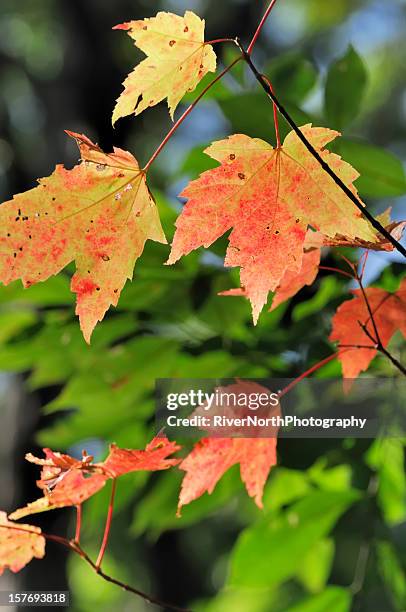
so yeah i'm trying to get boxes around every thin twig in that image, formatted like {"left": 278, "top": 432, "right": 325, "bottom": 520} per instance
{"left": 143, "top": 58, "right": 241, "bottom": 171}
{"left": 278, "top": 350, "right": 350, "bottom": 398}
{"left": 355, "top": 270, "right": 406, "bottom": 376}
{"left": 235, "top": 39, "right": 406, "bottom": 259}
{"left": 0, "top": 524, "right": 190, "bottom": 612}
{"left": 319, "top": 265, "right": 355, "bottom": 280}
{"left": 247, "top": 0, "right": 279, "bottom": 54}
{"left": 74, "top": 505, "right": 82, "bottom": 544}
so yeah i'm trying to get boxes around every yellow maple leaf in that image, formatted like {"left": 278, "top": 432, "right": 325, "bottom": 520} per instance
{"left": 112, "top": 11, "right": 216, "bottom": 123}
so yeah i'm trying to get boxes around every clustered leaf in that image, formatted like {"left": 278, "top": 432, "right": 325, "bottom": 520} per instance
{"left": 10, "top": 436, "right": 181, "bottom": 520}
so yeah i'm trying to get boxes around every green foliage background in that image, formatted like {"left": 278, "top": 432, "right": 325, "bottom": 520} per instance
{"left": 0, "top": 0, "right": 405, "bottom": 610}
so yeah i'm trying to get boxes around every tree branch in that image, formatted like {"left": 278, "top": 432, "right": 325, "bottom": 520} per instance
{"left": 355, "top": 270, "right": 406, "bottom": 376}
{"left": 235, "top": 39, "right": 406, "bottom": 259}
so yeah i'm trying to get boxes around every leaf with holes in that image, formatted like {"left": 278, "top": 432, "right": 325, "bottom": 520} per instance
{"left": 112, "top": 11, "right": 216, "bottom": 123}
{"left": 10, "top": 436, "right": 180, "bottom": 520}
{"left": 330, "top": 278, "right": 406, "bottom": 378}
{"left": 0, "top": 131, "right": 166, "bottom": 342}
{"left": 0, "top": 512, "right": 45, "bottom": 574}
{"left": 168, "top": 125, "right": 376, "bottom": 322}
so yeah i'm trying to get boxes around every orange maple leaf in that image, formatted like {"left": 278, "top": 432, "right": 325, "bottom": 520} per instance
{"left": 177, "top": 381, "right": 279, "bottom": 513}
{"left": 330, "top": 278, "right": 406, "bottom": 378}
{"left": 178, "top": 437, "right": 277, "bottom": 513}
{"left": 168, "top": 125, "right": 376, "bottom": 322}
{"left": 221, "top": 246, "right": 321, "bottom": 312}
{"left": 112, "top": 11, "right": 216, "bottom": 123}
{"left": 0, "top": 512, "right": 45, "bottom": 575}
{"left": 10, "top": 436, "right": 181, "bottom": 520}
{"left": 0, "top": 131, "right": 166, "bottom": 342}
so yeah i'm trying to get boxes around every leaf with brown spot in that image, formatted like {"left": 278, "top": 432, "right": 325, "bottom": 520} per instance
{"left": 112, "top": 11, "right": 216, "bottom": 123}
{"left": 168, "top": 126, "right": 376, "bottom": 322}
{"left": 330, "top": 278, "right": 406, "bottom": 378}
{"left": 0, "top": 512, "right": 45, "bottom": 574}
{"left": 0, "top": 131, "right": 166, "bottom": 342}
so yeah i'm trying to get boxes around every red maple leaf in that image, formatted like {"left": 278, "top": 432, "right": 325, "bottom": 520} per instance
{"left": 330, "top": 278, "right": 406, "bottom": 377}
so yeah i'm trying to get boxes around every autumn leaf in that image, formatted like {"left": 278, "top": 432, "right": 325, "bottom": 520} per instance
{"left": 221, "top": 246, "right": 321, "bottom": 312}
{"left": 102, "top": 436, "right": 181, "bottom": 477}
{"left": 0, "top": 131, "right": 166, "bottom": 342}
{"left": 178, "top": 438, "right": 277, "bottom": 513}
{"left": 10, "top": 436, "right": 180, "bottom": 520}
{"left": 330, "top": 278, "right": 406, "bottom": 378}
{"left": 306, "top": 208, "right": 406, "bottom": 251}
{"left": 112, "top": 11, "right": 216, "bottom": 123}
{"left": 0, "top": 512, "right": 45, "bottom": 574}
{"left": 178, "top": 381, "right": 279, "bottom": 513}
{"left": 168, "top": 125, "right": 376, "bottom": 322}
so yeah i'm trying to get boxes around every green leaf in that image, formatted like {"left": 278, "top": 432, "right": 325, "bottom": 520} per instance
{"left": 219, "top": 93, "right": 312, "bottom": 144}
{"left": 229, "top": 490, "right": 359, "bottom": 588}
{"left": 376, "top": 540, "right": 406, "bottom": 610}
{"left": 293, "top": 277, "right": 341, "bottom": 322}
{"left": 335, "top": 139, "right": 406, "bottom": 198}
{"left": 265, "top": 53, "right": 317, "bottom": 104}
{"left": 325, "top": 46, "right": 367, "bottom": 130}
{"left": 285, "top": 587, "right": 351, "bottom": 612}
{"left": 365, "top": 438, "right": 406, "bottom": 525}
{"left": 297, "top": 538, "right": 335, "bottom": 593}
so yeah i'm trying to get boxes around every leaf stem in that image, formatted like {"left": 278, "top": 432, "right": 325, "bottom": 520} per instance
{"left": 278, "top": 351, "right": 349, "bottom": 398}
{"left": 236, "top": 39, "right": 406, "bottom": 259}
{"left": 206, "top": 38, "right": 236, "bottom": 45}
{"left": 319, "top": 265, "right": 355, "bottom": 280}
{"left": 74, "top": 505, "right": 82, "bottom": 544}
{"left": 247, "top": 0, "right": 279, "bottom": 55}
{"left": 96, "top": 478, "right": 117, "bottom": 569}
{"left": 261, "top": 74, "right": 281, "bottom": 147}
{"left": 143, "top": 58, "right": 241, "bottom": 172}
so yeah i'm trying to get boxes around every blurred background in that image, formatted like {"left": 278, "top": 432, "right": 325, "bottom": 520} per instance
{"left": 0, "top": 0, "right": 406, "bottom": 610}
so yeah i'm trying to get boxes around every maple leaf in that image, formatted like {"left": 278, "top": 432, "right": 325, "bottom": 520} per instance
{"left": 168, "top": 125, "right": 376, "bottom": 322}
{"left": 178, "top": 438, "right": 277, "bottom": 513}
{"left": 306, "top": 208, "right": 406, "bottom": 252}
{"left": 112, "top": 11, "right": 216, "bottom": 123}
{"left": 177, "top": 381, "right": 279, "bottom": 513}
{"left": 101, "top": 436, "right": 181, "bottom": 477}
{"left": 220, "top": 246, "right": 321, "bottom": 312}
{"left": 9, "top": 436, "right": 180, "bottom": 520}
{"left": 0, "top": 131, "right": 166, "bottom": 342}
{"left": 330, "top": 278, "right": 406, "bottom": 378}
{"left": 0, "top": 512, "right": 45, "bottom": 574}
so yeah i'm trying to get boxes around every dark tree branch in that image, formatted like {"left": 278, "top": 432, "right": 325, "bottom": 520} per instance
{"left": 236, "top": 39, "right": 406, "bottom": 259}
